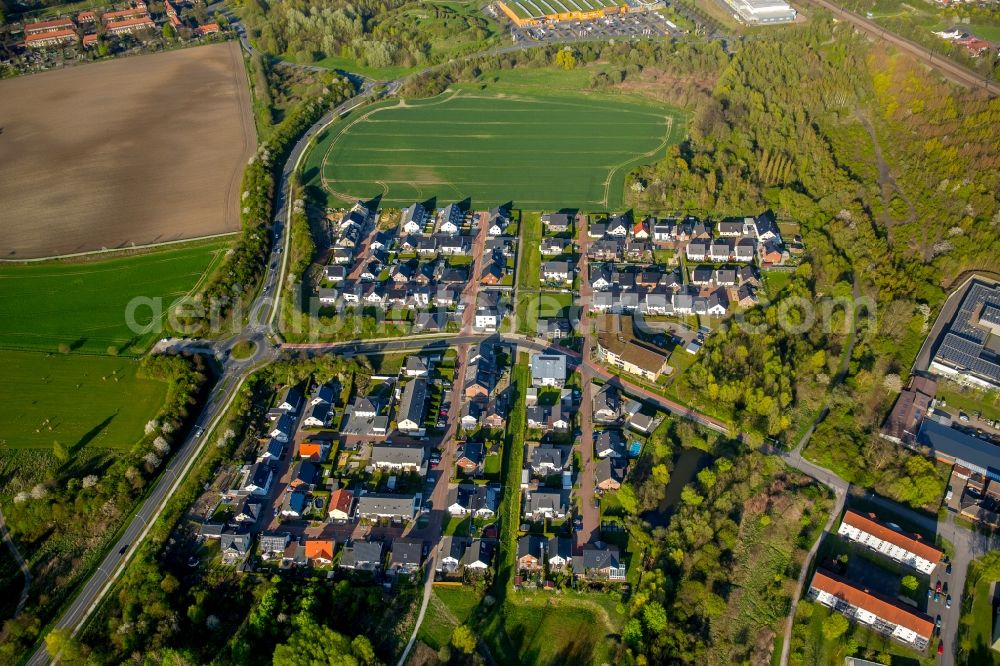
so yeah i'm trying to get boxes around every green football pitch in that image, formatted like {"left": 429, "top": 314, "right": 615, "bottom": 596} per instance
{"left": 305, "top": 91, "right": 682, "bottom": 210}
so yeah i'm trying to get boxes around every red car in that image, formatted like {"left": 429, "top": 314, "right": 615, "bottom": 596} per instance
{"left": 938, "top": 642, "right": 944, "bottom": 656}
{"left": 935, "top": 580, "right": 943, "bottom": 592}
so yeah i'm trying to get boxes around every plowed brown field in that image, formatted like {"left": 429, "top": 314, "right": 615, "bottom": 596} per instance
{"left": 0, "top": 41, "right": 255, "bottom": 259}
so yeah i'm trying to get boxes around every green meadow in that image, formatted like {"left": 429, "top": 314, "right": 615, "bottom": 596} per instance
{"left": 0, "top": 350, "right": 168, "bottom": 450}
{"left": 305, "top": 90, "right": 682, "bottom": 210}
{"left": 0, "top": 240, "right": 229, "bottom": 355}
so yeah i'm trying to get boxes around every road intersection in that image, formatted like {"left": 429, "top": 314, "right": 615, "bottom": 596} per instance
{"left": 24, "top": 21, "right": 994, "bottom": 666}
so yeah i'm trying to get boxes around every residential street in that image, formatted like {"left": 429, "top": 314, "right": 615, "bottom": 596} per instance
{"left": 27, "top": 21, "right": 998, "bottom": 666}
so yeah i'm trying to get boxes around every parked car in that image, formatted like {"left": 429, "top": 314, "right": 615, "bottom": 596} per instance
{"left": 946, "top": 562, "right": 952, "bottom": 575}
{"left": 938, "top": 642, "right": 944, "bottom": 656}
{"left": 934, "top": 591, "right": 941, "bottom": 603}
{"left": 936, "top": 580, "right": 943, "bottom": 592}
{"left": 928, "top": 588, "right": 933, "bottom": 599}
{"left": 959, "top": 412, "right": 969, "bottom": 422}
{"left": 946, "top": 594, "right": 952, "bottom": 608}
{"left": 935, "top": 615, "right": 942, "bottom": 629}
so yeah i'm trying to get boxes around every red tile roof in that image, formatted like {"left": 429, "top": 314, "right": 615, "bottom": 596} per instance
{"left": 299, "top": 442, "right": 324, "bottom": 459}
{"left": 330, "top": 489, "right": 353, "bottom": 515}
{"left": 304, "top": 539, "right": 335, "bottom": 561}
{"left": 102, "top": 7, "right": 149, "bottom": 22}
{"left": 195, "top": 22, "right": 220, "bottom": 35}
{"left": 812, "top": 570, "right": 934, "bottom": 638}
{"left": 24, "top": 18, "right": 75, "bottom": 34}
{"left": 842, "top": 510, "right": 943, "bottom": 563}
{"left": 24, "top": 29, "right": 78, "bottom": 44}
{"left": 104, "top": 16, "right": 155, "bottom": 32}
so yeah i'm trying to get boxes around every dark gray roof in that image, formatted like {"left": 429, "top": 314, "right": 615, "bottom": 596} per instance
{"left": 391, "top": 539, "right": 423, "bottom": 566}
{"left": 530, "top": 445, "right": 564, "bottom": 469}
{"left": 282, "top": 490, "right": 307, "bottom": 514}
{"left": 249, "top": 462, "right": 272, "bottom": 488}
{"left": 517, "top": 535, "right": 545, "bottom": 558}
{"left": 372, "top": 444, "right": 424, "bottom": 466}
{"left": 582, "top": 545, "right": 621, "bottom": 570}
{"left": 916, "top": 420, "right": 1000, "bottom": 474}
{"left": 523, "top": 490, "right": 566, "bottom": 515}
{"left": 463, "top": 539, "right": 494, "bottom": 566}
{"left": 291, "top": 461, "right": 319, "bottom": 486}
{"left": 546, "top": 537, "right": 573, "bottom": 561}
{"left": 356, "top": 493, "right": 416, "bottom": 518}
{"left": 398, "top": 379, "right": 427, "bottom": 425}
{"left": 342, "top": 540, "right": 383, "bottom": 568}
{"left": 220, "top": 529, "right": 252, "bottom": 554}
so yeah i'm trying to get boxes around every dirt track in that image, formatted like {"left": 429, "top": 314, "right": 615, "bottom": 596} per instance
{"left": 0, "top": 42, "right": 255, "bottom": 259}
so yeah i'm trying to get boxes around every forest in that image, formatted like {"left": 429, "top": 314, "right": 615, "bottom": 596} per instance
{"left": 238, "top": 0, "right": 496, "bottom": 69}
{"left": 629, "top": 16, "right": 999, "bottom": 504}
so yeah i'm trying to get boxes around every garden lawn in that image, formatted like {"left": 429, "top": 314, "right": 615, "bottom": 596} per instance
{"left": 0, "top": 350, "right": 168, "bottom": 450}
{"left": 0, "top": 240, "right": 229, "bottom": 355}
{"left": 958, "top": 575, "right": 1000, "bottom": 666}
{"left": 480, "top": 593, "right": 620, "bottom": 666}
{"left": 307, "top": 91, "right": 681, "bottom": 210}
{"left": 417, "top": 586, "right": 481, "bottom": 650}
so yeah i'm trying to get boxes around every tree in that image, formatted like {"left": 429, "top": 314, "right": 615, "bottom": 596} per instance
{"left": 45, "top": 628, "right": 90, "bottom": 665}
{"left": 822, "top": 613, "right": 849, "bottom": 641}
{"left": 52, "top": 440, "right": 68, "bottom": 464}
{"left": 163, "top": 24, "right": 176, "bottom": 42}
{"left": 900, "top": 575, "right": 918, "bottom": 592}
{"left": 272, "top": 620, "right": 375, "bottom": 666}
{"left": 642, "top": 602, "right": 668, "bottom": 634}
{"left": 451, "top": 624, "right": 477, "bottom": 655}
{"left": 58, "top": 343, "right": 70, "bottom": 354}
{"left": 622, "top": 617, "right": 643, "bottom": 648}
{"left": 554, "top": 48, "right": 576, "bottom": 70}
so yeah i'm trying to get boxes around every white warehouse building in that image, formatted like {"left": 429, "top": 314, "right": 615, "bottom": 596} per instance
{"left": 725, "top": 0, "right": 797, "bottom": 24}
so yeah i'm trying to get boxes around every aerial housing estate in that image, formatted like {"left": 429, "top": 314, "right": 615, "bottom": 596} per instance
{"left": 808, "top": 570, "right": 934, "bottom": 650}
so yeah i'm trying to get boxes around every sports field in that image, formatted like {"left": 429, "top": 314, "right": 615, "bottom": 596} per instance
{"left": 305, "top": 91, "right": 681, "bottom": 210}
{"left": 0, "top": 351, "right": 168, "bottom": 450}
{"left": 0, "top": 240, "right": 229, "bottom": 355}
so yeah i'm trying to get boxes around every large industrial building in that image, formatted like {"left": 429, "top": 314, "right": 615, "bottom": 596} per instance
{"left": 929, "top": 279, "right": 1000, "bottom": 390}
{"left": 723, "top": 0, "right": 796, "bottom": 24}
{"left": 497, "top": 0, "right": 632, "bottom": 27}
{"left": 917, "top": 418, "right": 1000, "bottom": 482}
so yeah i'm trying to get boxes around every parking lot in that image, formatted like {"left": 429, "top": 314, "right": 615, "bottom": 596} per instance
{"left": 511, "top": 10, "right": 683, "bottom": 44}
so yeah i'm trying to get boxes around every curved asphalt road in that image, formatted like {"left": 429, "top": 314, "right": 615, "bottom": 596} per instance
{"left": 28, "top": 16, "right": 995, "bottom": 664}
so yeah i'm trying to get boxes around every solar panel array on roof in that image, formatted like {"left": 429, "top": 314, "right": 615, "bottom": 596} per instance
{"left": 931, "top": 281, "right": 1000, "bottom": 387}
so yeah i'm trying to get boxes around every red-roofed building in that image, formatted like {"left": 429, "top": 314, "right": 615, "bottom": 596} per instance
{"left": 24, "top": 29, "right": 78, "bottom": 48}
{"left": 304, "top": 539, "right": 336, "bottom": 565}
{"left": 24, "top": 18, "right": 76, "bottom": 35}
{"left": 101, "top": 6, "right": 150, "bottom": 23}
{"left": 298, "top": 441, "right": 327, "bottom": 461}
{"left": 958, "top": 37, "right": 992, "bottom": 56}
{"left": 78, "top": 11, "right": 97, "bottom": 24}
{"left": 104, "top": 15, "right": 155, "bottom": 35}
{"left": 164, "top": 0, "right": 182, "bottom": 28}
{"left": 808, "top": 569, "right": 934, "bottom": 649}
{"left": 194, "top": 22, "right": 220, "bottom": 36}
{"left": 82, "top": 33, "right": 99, "bottom": 47}
{"left": 328, "top": 489, "right": 353, "bottom": 521}
{"left": 837, "top": 509, "right": 943, "bottom": 574}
